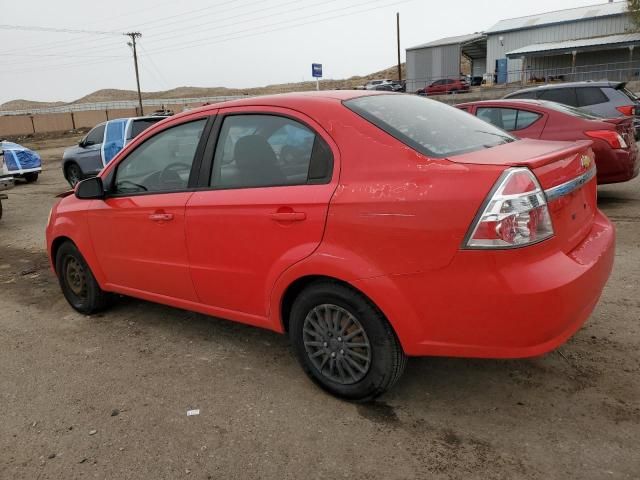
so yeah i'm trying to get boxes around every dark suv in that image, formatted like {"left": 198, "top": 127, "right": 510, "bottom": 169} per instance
{"left": 504, "top": 81, "right": 640, "bottom": 136}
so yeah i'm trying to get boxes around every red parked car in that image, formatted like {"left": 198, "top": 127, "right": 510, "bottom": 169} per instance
{"left": 46, "top": 92, "right": 614, "bottom": 400}
{"left": 456, "top": 99, "right": 639, "bottom": 184}
{"left": 416, "top": 78, "right": 470, "bottom": 96}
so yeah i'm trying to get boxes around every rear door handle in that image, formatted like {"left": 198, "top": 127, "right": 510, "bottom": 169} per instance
{"left": 269, "top": 212, "right": 306, "bottom": 222}
{"left": 149, "top": 212, "right": 174, "bottom": 222}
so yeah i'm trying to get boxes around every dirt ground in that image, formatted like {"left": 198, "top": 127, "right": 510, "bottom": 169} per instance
{"left": 0, "top": 134, "right": 638, "bottom": 480}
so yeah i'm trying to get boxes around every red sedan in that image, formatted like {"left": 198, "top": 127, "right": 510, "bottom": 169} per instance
{"left": 416, "top": 78, "right": 470, "bottom": 96}
{"left": 46, "top": 92, "right": 614, "bottom": 400}
{"left": 456, "top": 99, "right": 639, "bottom": 184}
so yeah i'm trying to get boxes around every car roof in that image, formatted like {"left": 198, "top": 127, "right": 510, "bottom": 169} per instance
{"left": 508, "top": 80, "right": 624, "bottom": 94}
{"left": 457, "top": 99, "right": 546, "bottom": 108}
{"left": 169, "top": 90, "right": 392, "bottom": 119}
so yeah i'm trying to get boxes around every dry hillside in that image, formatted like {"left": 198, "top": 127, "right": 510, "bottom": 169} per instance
{"left": 1, "top": 64, "right": 405, "bottom": 111}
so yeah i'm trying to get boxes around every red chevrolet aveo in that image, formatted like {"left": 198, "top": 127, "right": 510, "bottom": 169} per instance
{"left": 47, "top": 92, "right": 615, "bottom": 400}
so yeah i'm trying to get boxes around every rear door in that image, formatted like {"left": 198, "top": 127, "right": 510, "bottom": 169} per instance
{"left": 185, "top": 107, "right": 338, "bottom": 321}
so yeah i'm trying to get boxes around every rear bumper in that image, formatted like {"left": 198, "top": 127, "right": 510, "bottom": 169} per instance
{"left": 355, "top": 210, "right": 615, "bottom": 358}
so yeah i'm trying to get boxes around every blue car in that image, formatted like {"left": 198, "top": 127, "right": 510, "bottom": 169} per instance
{"left": 0, "top": 140, "right": 42, "bottom": 183}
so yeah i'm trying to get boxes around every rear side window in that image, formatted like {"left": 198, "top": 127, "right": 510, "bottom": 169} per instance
{"left": 576, "top": 87, "right": 608, "bottom": 107}
{"left": 538, "top": 88, "right": 578, "bottom": 107}
{"left": 515, "top": 110, "right": 542, "bottom": 129}
{"left": 211, "top": 114, "right": 332, "bottom": 189}
{"left": 130, "top": 118, "right": 164, "bottom": 139}
{"left": 476, "top": 108, "right": 541, "bottom": 131}
{"left": 344, "top": 94, "right": 514, "bottom": 157}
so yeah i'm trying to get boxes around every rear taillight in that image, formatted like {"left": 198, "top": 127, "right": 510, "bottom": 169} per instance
{"left": 464, "top": 168, "right": 554, "bottom": 249}
{"left": 585, "top": 130, "right": 628, "bottom": 149}
{"left": 616, "top": 105, "right": 635, "bottom": 116}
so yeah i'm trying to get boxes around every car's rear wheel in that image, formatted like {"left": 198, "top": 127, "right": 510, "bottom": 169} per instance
{"left": 24, "top": 172, "right": 39, "bottom": 183}
{"left": 289, "top": 281, "right": 407, "bottom": 401}
{"left": 55, "top": 241, "right": 111, "bottom": 314}
{"left": 65, "top": 163, "right": 82, "bottom": 187}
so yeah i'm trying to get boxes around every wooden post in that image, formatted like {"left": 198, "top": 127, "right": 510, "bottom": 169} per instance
{"left": 70, "top": 112, "right": 76, "bottom": 130}
{"left": 396, "top": 12, "right": 402, "bottom": 82}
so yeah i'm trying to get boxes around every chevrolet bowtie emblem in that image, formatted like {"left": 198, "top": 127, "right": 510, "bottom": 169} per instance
{"left": 580, "top": 155, "right": 592, "bottom": 170}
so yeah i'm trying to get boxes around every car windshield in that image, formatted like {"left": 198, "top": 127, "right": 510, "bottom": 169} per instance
{"left": 537, "top": 100, "right": 602, "bottom": 119}
{"left": 344, "top": 94, "right": 515, "bottom": 158}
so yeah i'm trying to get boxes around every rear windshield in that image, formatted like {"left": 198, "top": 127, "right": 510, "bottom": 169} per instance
{"left": 344, "top": 94, "right": 515, "bottom": 158}
{"left": 129, "top": 118, "right": 165, "bottom": 139}
{"left": 537, "top": 100, "right": 602, "bottom": 120}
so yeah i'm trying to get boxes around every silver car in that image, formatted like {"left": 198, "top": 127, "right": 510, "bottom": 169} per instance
{"left": 504, "top": 81, "right": 640, "bottom": 135}
{"left": 62, "top": 115, "right": 168, "bottom": 187}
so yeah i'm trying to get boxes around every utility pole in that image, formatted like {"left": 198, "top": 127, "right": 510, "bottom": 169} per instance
{"left": 396, "top": 13, "right": 402, "bottom": 82}
{"left": 125, "top": 32, "right": 143, "bottom": 115}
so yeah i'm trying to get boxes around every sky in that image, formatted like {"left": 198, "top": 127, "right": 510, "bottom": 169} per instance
{"left": 0, "top": 0, "right": 618, "bottom": 104}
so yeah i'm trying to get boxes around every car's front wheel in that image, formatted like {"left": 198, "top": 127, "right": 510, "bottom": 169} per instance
{"left": 289, "top": 281, "right": 407, "bottom": 401}
{"left": 65, "top": 163, "right": 82, "bottom": 187}
{"left": 55, "top": 241, "right": 111, "bottom": 314}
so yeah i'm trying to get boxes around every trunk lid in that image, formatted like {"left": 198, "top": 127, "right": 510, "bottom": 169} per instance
{"left": 450, "top": 139, "right": 597, "bottom": 253}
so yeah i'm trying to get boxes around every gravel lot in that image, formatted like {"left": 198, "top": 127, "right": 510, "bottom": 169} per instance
{"left": 1, "top": 133, "right": 638, "bottom": 479}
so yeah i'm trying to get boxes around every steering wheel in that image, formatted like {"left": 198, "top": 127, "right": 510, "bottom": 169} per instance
{"left": 159, "top": 162, "right": 191, "bottom": 188}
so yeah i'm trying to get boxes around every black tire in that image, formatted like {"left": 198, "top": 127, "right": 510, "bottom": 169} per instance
{"left": 24, "top": 172, "right": 39, "bottom": 183}
{"left": 289, "top": 281, "right": 407, "bottom": 402}
{"left": 55, "top": 241, "right": 111, "bottom": 314}
{"left": 65, "top": 163, "right": 82, "bottom": 187}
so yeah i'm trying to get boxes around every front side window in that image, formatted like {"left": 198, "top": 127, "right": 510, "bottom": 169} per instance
{"left": 114, "top": 119, "right": 206, "bottom": 194}
{"left": 344, "top": 94, "right": 514, "bottom": 158}
{"left": 211, "top": 114, "right": 331, "bottom": 188}
{"left": 85, "top": 124, "right": 105, "bottom": 145}
{"left": 476, "top": 107, "right": 541, "bottom": 131}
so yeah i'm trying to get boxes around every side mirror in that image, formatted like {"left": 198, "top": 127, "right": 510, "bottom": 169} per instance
{"left": 75, "top": 177, "right": 105, "bottom": 200}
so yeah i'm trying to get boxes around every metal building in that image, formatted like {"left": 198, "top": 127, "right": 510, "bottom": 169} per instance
{"left": 405, "top": 33, "right": 487, "bottom": 93}
{"left": 406, "top": 1, "right": 640, "bottom": 88}
{"left": 487, "top": 1, "right": 638, "bottom": 83}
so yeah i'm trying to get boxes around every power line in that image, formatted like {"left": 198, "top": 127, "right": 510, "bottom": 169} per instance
{"left": 0, "top": 24, "right": 121, "bottom": 35}
{"left": 0, "top": 52, "right": 124, "bottom": 59}
{"left": 148, "top": 0, "right": 411, "bottom": 56}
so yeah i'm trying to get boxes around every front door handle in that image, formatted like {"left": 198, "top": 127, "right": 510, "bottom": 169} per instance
{"left": 149, "top": 212, "right": 174, "bottom": 222}
{"left": 269, "top": 211, "right": 306, "bottom": 222}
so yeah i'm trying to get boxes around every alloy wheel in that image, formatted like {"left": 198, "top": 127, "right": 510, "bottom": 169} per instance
{"left": 302, "top": 304, "right": 372, "bottom": 385}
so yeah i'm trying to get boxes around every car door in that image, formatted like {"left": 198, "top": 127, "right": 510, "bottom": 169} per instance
{"left": 185, "top": 107, "right": 338, "bottom": 323}
{"left": 87, "top": 116, "right": 211, "bottom": 301}
{"left": 77, "top": 123, "right": 106, "bottom": 171}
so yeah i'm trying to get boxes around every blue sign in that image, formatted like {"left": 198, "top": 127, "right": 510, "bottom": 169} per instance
{"left": 312, "top": 63, "right": 322, "bottom": 78}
